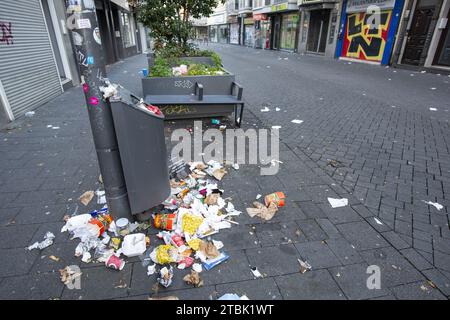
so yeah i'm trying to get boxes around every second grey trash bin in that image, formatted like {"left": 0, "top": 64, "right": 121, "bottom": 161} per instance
{"left": 110, "top": 86, "right": 170, "bottom": 216}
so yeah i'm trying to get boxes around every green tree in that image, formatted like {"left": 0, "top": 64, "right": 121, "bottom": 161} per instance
{"left": 137, "top": 0, "right": 224, "bottom": 53}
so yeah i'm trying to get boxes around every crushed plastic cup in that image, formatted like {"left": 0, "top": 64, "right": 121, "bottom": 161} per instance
{"left": 105, "top": 254, "right": 125, "bottom": 271}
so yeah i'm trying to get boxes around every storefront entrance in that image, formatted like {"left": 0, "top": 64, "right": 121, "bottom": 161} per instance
{"left": 272, "top": 16, "right": 281, "bottom": 50}
{"left": 307, "top": 10, "right": 330, "bottom": 53}
{"left": 402, "top": 0, "right": 439, "bottom": 65}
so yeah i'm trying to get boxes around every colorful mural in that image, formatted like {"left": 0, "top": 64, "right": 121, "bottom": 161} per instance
{"left": 341, "top": 11, "right": 392, "bottom": 62}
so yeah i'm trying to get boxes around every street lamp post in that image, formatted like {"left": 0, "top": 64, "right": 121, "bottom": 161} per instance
{"left": 64, "top": 0, "right": 132, "bottom": 219}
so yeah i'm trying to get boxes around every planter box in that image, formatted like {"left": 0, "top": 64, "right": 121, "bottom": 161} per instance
{"left": 147, "top": 52, "right": 216, "bottom": 68}
{"left": 142, "top": 72, "right": 238, "bottom": 120}
{"left": 142, "top": 73, "right": 235, "bottom": 96}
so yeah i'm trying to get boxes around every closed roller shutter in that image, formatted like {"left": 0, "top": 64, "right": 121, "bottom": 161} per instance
{"left": 0, "top": 0, "right": 62, "bottom": 118}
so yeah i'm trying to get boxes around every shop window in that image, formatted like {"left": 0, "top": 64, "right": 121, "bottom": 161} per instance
{"left": 120, "top": 12, "right": 136, "bottom": 48}
{"left": 280, "top": 14, "right": 299, "bottom": 50}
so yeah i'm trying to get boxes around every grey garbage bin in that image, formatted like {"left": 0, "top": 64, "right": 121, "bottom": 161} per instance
{"left": 110, "top": 86, "right": 170, "bottom": 216}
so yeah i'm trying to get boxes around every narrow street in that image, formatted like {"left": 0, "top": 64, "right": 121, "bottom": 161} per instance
{"left": 0, "top": 45, "right": 449, "bottom": 299}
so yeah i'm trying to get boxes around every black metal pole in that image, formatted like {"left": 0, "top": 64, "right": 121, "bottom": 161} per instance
{"left": 64, "top": 0, "right": 132, "bottom": 220}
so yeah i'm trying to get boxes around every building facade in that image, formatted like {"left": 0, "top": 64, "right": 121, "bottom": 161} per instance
{"left": 208, "top": 2, "right": 229, "bottom": 43}
{"left": 297, "top": 0, "right": 341, "bottom": 57}
{"left": 0, "top": 0, "right": 143, "bottom": 126}
{"left": 392, "top": 0, "right": 450, "bottom": 71}
{"left": 335, "top": 0, "right": 405, "bottom": 65}
{"left": 227, "top": 0, "right": 241, "bottom": 44}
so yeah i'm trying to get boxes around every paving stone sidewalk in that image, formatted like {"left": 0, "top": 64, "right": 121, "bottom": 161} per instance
{"left": 0, "top": 53, "right": 448, "bottom": 300}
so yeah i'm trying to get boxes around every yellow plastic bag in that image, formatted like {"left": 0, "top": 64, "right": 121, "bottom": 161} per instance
{"left": 182, "top": 214, "right": 204, "bottom": 236}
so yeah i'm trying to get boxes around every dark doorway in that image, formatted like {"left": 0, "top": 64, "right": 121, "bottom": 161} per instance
{"left": 307, "top": 10, "right": 330, "bottom": 53}
{"left": 272, "top": 15, "right": 281, "bottom": 50}
{"left": 402, "top": 0, "right": 438, "bottom": 65}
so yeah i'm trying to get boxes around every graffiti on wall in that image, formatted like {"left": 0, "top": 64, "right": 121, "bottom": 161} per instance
{"left": 0, "top": 21, "right": 13, "bottom": 45}
{"left": 342, "top": 11, "right": 391, "bottom": 62}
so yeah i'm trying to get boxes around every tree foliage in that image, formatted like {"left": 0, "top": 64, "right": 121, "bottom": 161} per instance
{"left": 137, "top": 0, "right": 224, "bottom": 53}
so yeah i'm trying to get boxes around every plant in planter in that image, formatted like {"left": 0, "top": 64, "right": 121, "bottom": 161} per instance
{"left": 137, "top": 0, "right": 244, "bottom": 126}
{"left": 138, "top": 0, "right": 224, "bottom": 51}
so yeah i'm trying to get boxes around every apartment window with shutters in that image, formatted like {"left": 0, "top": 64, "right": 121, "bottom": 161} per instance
{"left": 120, "top": 12, "right": 136, "bottom": 48}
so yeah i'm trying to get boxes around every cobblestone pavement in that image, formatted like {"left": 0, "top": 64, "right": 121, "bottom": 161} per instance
{"left": 209, "top": 43, "right": 450, "bottom": 284}
{"left": 0, "top": 50, "right": 448, "bottom": 300}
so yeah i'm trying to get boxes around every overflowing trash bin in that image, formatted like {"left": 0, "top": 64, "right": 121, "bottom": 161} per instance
{"left": 109, "top": 86, "right": 170, "bottom": 217}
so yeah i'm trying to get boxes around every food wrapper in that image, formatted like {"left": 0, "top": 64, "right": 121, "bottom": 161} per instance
{"left": 158, "top": 266, "right": 174, "bottom": 288}
{"left": 199, "top": 240, "right": 220, "bottom": 259}
{"left": 182, "top": 213, "right": 204, "bottom": 235}
{"left": 203, "top": 252, "right": 230, "bottom": 271}
{"left": 151, "top": 244, "right": 178, "bottom": 265}
{"left": 178, "top": 256, "right": 194, "bottom": 269}
{"left": 187, "top": 238, "right": 202, "bottom": 251}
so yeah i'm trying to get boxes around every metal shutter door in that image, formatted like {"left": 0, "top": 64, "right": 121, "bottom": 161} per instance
{"left": 0, "top": 0, "right": 62, "bottom": 118}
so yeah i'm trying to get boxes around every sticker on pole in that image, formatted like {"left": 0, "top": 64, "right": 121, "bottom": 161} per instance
{"left": 93, "top": 27, "right": 102, "bottom": 45}
{"left": 77, "top": 18, "right": 92, "bottom": 29}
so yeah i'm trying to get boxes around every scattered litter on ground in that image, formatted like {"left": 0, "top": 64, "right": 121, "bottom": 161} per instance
{"left": 270, "top": 159, "right": 283, "bottom": 167}
{"left": 427, "top": 280, "right": 437, "bottom": 289}
{"left": 429, "top": 107, "right": 437, "bottom": 111}
{"left": 148, "top": 296, "right": 179, "bottom": 300}
{"left": 298, "top": 259, "right": 312, "bottom": 273}
{"left": 183, "top": 271, "right": 204, "bottom": 287}
{"left": 265, "top": 192, "right": 285, "bottom": 207}
{"left": 422, "top": 200, "right": 443, "bottom": 211}
{"left": 275, "top": 107, "right": 281, "bottom": 111}
{"left": 105, "top": 254, "right": 125, "bottom": 270}
{"left": 115, "top": 279, "right": 127, "bottom": 288}
{"left": 79, "top": 191, "right": 95, "bottom": 206}
{"left": 328, "top": 197, "right": 348, "bottom": 208}
{"left": 59, "top": 159, "right": 244, "bottom": 289}
{"left": 218, "top": 293, "right": 250, "bottom": 300}
{"left": 59, "top": 265, "right": 82, "bottom": 288}
{"left": 232, "top": 163, "right": 239, "bottom": 170}
{"left": 27, "top": 232, "right": 55, "bottom": 250}
{"left": 246, "top": 201, "right": 279, "bottom": 221}
{"left": 256, "top": 194, "right": 262, "bottom": 200}
{"left": 291, "top": 119, "right": 303, "bottom": 124}
{"left": 327, "top": 159, "right": 344, "bottom": 168}
{"left": 430, "top": 87, "right": 436, "bottom": 90}
{"left": 158, "top": 266, "right": 174, "bottom": 288}
{"left": 96, "top": 190, "right": 106, "bottom": 204}
{"left": 271, "top": 125, "right": 282, "bottom": 129}
{"left": 192, "top": 263, "right": 202, "bottom": 273}
{"left": 147, "top": 264, "right": 156, "bottom": 275}
{"left": 122, "top": 233, "right": 146, "bottom": 257}
{"left": 49, "top": 255, "right": 60, "bottom": 262}
{"left": 374, "top": 217, "right": 383, "bottom": 225}
{"left": 260, "top": 107, "right": 270, "bottom": 112}
{"left": 250, "top": 267, "right": 263, "bottom": 278}
{"left": 25, "top": 111, "right": 35, "bottom": 117}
